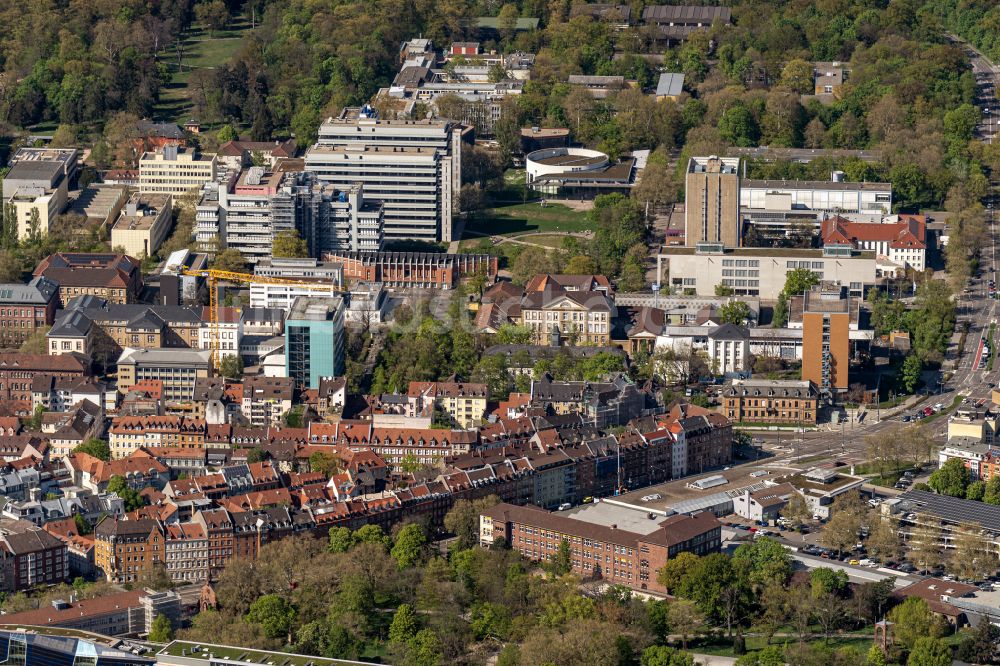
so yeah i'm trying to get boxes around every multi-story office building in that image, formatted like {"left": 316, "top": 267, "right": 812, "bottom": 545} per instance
{"left": 110, "top": 193, "right": 173, "bottom": 259}
{"left": 685, "top": 156, "right": 741, "bottom": 248}
{"left": 656, "top": 245, "right": 877, "bottom": 299}
{"left": 139, "top": 146, "right": 218, "bottom": 196}
{"left": 219, "top": 166, "right": 289, "bottom": 264}
{"left": 305, "top": 107, "right": 463, "bottom": 242}
{"left": 3, "top": 149, "right": 77, "bottom": 240}
{"left": 801, "top": 286, "right": 851, "bottom": 396}
{"left": 0, "top": 277, "right": 59, "bottom": 348}
{"left": 740, "top": 177, "right": 891, "bottom": 215}
{"left": 285, "top": 296, "right": 345, "bottom": 388}
{"left": 116, "top": 348, "right": 212, "bottom": 402}
{"left": 250, "top": 257, "right": 345, "bottom": 311}
{"left": 820, "top": 214, "right": 927, "bottom": 272}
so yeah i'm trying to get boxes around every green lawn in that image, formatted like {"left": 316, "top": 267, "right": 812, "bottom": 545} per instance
{"left": 464, "top": 202, "right": 592, "bottom": 237}
{"left": 153, "top": 19, "right": 251, "bottom": 124}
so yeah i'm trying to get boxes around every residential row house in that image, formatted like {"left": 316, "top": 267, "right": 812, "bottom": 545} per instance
{"left": 406, "top": 380, "right": 488, "bottom": 429}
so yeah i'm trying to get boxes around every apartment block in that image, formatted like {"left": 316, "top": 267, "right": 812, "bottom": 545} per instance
{"left": 0, "top": 589, "right": 177, "bottom": 639}
{"left": 306, "top": 107, "right": 463, "bottom": 242}
{"left": 480, "top": 503, "right": 721, "bottom": 594}
{"left": 93, "top": 518, "right": 165, "bottom": 584}
{"left": 3, "top": 148, "right": 77, "bottom": 240}
{"left": 0, "top": 518, "right": 68, "bottom": 591}
{"left": 139, "top": 146, "right": 218, "bottom": 196}
{"left": 722, "top": 378, "right": 819, "bottom": 425}
{"left": 241, "top": 377, "right": 295, "bottom": 426}
{"left": 685, "top": 156, "right": 741, "bottom": 249}
{"left": 34, "top": 252, "right": 143, "bottom": 305}
{"left": 110, "top": 193, "right": 173, "bottom": 259}
{"left": 801, "top": 286, "right": 851, "bottom": 395}
{"left": 285, "top": 296, "right": 345, "bottom": 388}
{"left": 0, "top": 277, "right": 59, "bottom": 348}
{"left": 116, "top": 348, "right": 212, "bottom": 402}
{"left": 407, "top": 381, "right": 488, "bottom": 430}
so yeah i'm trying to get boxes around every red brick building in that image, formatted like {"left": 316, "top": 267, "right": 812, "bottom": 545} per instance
{"left": 480, "top": 503, "right": 721, "bottom": 594}
{"left": 34, "top": 252, "right": 143, "bottom": 305}
{"left": 0, "top": 353, "right": 90, "bottom": 401}
{"left": 0, "top": 277, "right": 59, "bottom": 348}
{"left": 322, "top": 251, "right": 498, "bottom": 290}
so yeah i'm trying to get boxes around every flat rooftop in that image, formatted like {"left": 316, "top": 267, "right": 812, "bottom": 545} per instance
{"left": 657, "top": 246, "right": 875, "bottom": 259}
{"left": 562, "top": 501, "right": 668, "bottom": 535}
{"left": 114, "top": 194, "right": 171, "bottom": 231}
{"left": 521, "top": 127, "right": 569, "bottom": 138}
{"left": 158, "top": 641, "right": 375, "bottom": 666}
{"left": 533, "top": 153, "right": 606, "bottom": 168}
{"left": 288, "top": 296, "right": 344, "bottom": 321}
{"left": 743, "top": 179, "right": 891, "bottom": 192}
{"left": 306, "top": 145, "right": 441, "bottom": 156}
{"left": 68, "top": 185, "right": 127, "bottom": 220}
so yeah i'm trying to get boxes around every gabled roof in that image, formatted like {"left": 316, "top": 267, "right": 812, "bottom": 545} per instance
{"left": 820, "top": 215, "right": 926, "bottom": 250}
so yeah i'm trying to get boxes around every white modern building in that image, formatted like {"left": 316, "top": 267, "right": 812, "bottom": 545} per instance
{"left": 740, "top": 177, "right": 891, "bottom": 215}
{"left": 305, "top": 107, "right": 463, "bottom": 242}
{"left": 139, "top": 146, "right": 218, "bottom": 196}
{"left": 656, "top": 245, "right": 878, "bottom": 299}
{"left": 654, "top": 323, "right": 751, "bottom": 374}
{"left": 3, "top": 148, "right": 77, "bottom": 240}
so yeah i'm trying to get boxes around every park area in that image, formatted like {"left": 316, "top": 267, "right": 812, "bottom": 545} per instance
{"left": 153, "top": 19, "right": 251, "bottom": 124}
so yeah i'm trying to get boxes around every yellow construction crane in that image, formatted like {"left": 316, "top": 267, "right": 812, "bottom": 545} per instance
{"left": 182, "top": 268, "right": 345, "bottom": 368}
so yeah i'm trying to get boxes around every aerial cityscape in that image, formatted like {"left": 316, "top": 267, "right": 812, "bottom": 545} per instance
{"left": 0, "top": 1, "right": 999, "bottom": 665}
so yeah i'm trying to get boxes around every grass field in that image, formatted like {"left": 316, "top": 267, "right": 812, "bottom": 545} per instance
{"left": 464, "top": 201, "right": 592, "bottom": 237}
{"left": 153, "top": 20, "right": 251, "bottom": 124}
{"left": 692, "top": 634, "right": 875, "bottom": 657}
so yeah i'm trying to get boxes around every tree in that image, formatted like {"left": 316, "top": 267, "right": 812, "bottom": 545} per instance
{"left": 404, "top": 628, "right": 444, "bottom": 666}
{"left": 965, "top": 480, "right": 986, "bottom": 501}
{"left": 391, "top": 524, "right": 427, "bottom": 570}
{"left": 667, "top": 599, "right": 705, "bottom": 650}
{"left": 949, "top": 522, "right": 998, "bottom": 580}
{"left": 211, "top": 248, "right": 246, "bottom": 272}
{"left": 718, "top": 103, "right": 759, "bottom": 147}
{"left": 732, "top": 537, "right": 791, "bottom": 588}
{"left": 715, "top": 282, "right": 734, "bottom": 296}
{"left": 389, "top": 603, "right": 419, "bottom": 644}
{"left": 328, "top": 527, "right": 354, "bottom": 553}
{"left": 866, "top": 643, "right": 888, "bottom": 666}
{"left": 148, "top": 613, "right": 174, "bottom": 642}
{"left": 928, "top": 458, "right": 969, "bottom": 497}
{"left": 772, "top": 293, "right": 789, "bottom": 328}
{"left": 134, "top": 562, "right": 174, "bottom": 591}
{"left": 735, "top": 646, "right": 784, "bottom": 666}
{"left": 865, "top": 515, "right": 901, "bottom": 563}
{"left": 272, "top": 230, "right": 309, "bottom": 258}
{"left": 820, "top": 495, "right": 864, "bottom": 557}
{"left": 640, "top": 645, "right": 695, "bottom": 666}
{"left": 75, "top": 438, "right": 111, "bottom": 461}
{"left": 657, "top": 551, "right": 699, "bottom": 593}
{"left": 309, "top": 451, "right": 341, "bottom": 478}
{"left": 810, "top": 567, "right": 848, "bottom": 598}
{"left": 901, "top": 354, "right": 922, "bottom": 394}
{"left": 718, "top": 300, "right": 751, "bottom": 326}
{"left": 564, "top": 255, "right": 597, "bottom": 274}
{"left": 906, "top": 637, "right": 951, "bottom": 666}
{"left": 955, "top": 614, "right": 999, "bottom": 664}
{"left": 19, "top": 326, "right": 50, "bottom": 353}
{"left": 246, "top": 594, "right": 296, "bottom": 640}
{"left": 73, "top": 513, "right": 92, "bottom": 535}
{"left": 782, "top": 268, "right": 820, "bottom": 298}
{"left": 495, "top": 323, "right": 533, "bottom": 345}
{"left": 195, "top": 0, "right": 230, "bottom": 36}
{"left": 217, "top": 125, "right": 238, "bottom": 143}
{"left": 888, "top": 598, "right": 942, "bottom": 649}
{"left": 781, "top": 493, "right": 811, "bottom": 527}
{"left": 985, "top": 475, "right": 1000, "bottom": 505}
{"left": 218, "top": 354, "right": 243, "bottom": 380}
{"left": 552, "top": 538, "right": 572, "bottom": 576}
{"left": 443, "top": 496, "right": 500, "bottom": 549}
{"left": 106, "top": 476, "right": 143, "bottom": 511}
{"left": 469, "top": 602, "right": 511, "bottom": 641}
{"left": 780, "top": 58, "right": 815, "bottom": 94}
